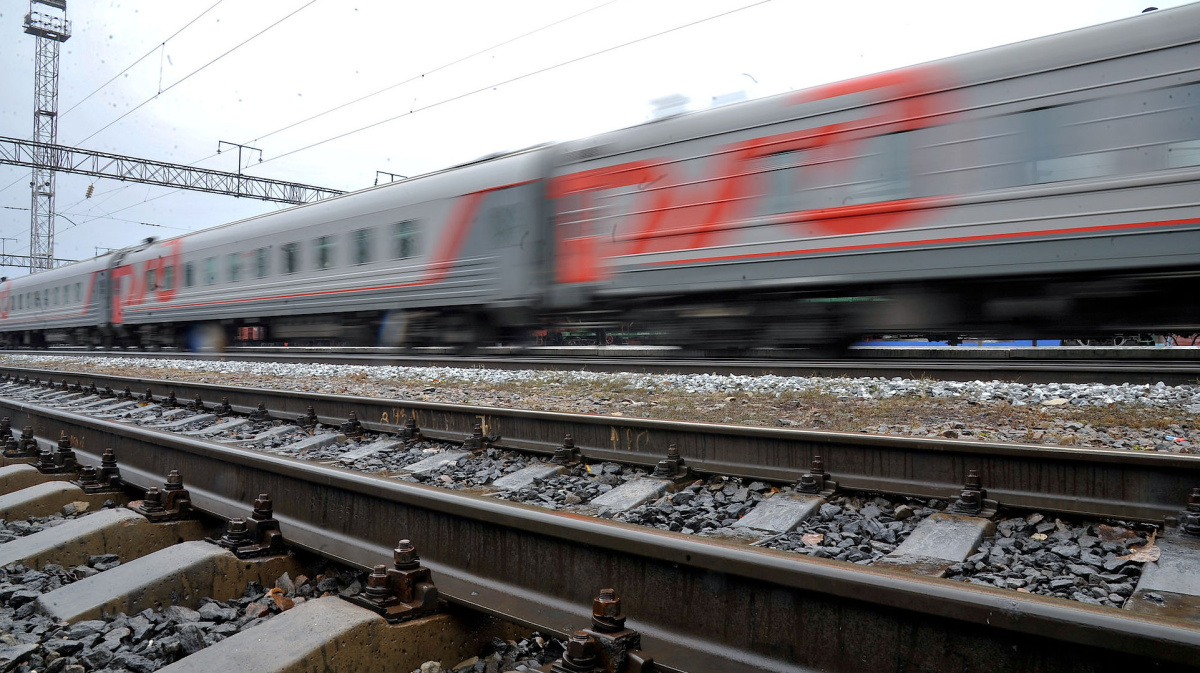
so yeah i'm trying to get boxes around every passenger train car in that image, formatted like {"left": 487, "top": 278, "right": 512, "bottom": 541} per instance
{"left": 2, "top": 5, "right": 1199, "bottom": 350}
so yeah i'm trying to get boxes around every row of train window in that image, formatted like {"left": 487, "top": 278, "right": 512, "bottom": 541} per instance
{"left": 12, "top": 282, "right": 82, "bottom": 312}
{"left": 139, "top": 221, "right": 421, "bottom": 291}
{"left": 753, "top": 82, "right": 1200, "bottom": 214}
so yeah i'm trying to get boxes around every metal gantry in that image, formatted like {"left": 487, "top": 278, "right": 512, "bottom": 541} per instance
{"left": 23, "top": 0, "right": 70, "bottom": 273}
{"left": 0, "top": 137, "right": 347, "bottom": 205}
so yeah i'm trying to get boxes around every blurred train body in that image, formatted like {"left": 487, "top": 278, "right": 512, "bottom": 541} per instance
{"left": 2, "top": 6, "right": 1200, "bottom": 350}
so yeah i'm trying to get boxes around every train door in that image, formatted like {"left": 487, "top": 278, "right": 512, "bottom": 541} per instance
{"left": 485, "top": 182, "right": 542, "bottom": 305}
{"left": 95, "top": 269, "right": 110, "bottom": 325}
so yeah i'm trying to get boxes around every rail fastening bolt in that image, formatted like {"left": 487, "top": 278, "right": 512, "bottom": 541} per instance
{"left": 394, "top": 539, "right": 419, "bottom": 569}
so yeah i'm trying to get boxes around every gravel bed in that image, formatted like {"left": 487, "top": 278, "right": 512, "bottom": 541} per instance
{"left": 7, "top": 355, "right": 1200, "bottom": 410}
{"left": 0, "top": 501, "right": 113, "bottom": 544}
{"left": 0, "top": 554, "right": 121, "bottom": 673}
{"left": 766, "top": 494, "right": 944, "bottom": 561}
{"left": 0, "top": 554, "right": 367, "bottom": 673}
{"left": 2, "top": 354, "right": 1196, "bottom": 455}
{"left": 944, "top": 515, "right": 1156, "bottom": 608}
{"left": 411, "top": 634, "right": 564, "bottom": 673}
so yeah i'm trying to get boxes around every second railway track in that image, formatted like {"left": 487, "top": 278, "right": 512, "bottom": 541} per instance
{"left": 0, "top": 365, "right": 1196, "bottom": 671}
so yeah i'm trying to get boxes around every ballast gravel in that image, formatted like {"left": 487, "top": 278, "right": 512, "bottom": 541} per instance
{"left": 2, "top": 354, "right": 1197, "bottom": 454}
{"left": 766, "top": 494, "right": 943, "bottom": 562}
{"left": 944, "top": 515, "right": 1154, "bottom": 608}
{"left": 411, "top": 633, "right": 564, "bottom": 673}
{"left": 0, "top": 554, "right": 122, "bottom": 673}
{"left": 0, "top": 500, "right": 109, "bottom": 544}
{"left": 0, "top": 553, "right": 366, "bottom": 673}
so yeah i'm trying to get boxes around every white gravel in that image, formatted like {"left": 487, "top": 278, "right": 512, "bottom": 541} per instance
{"left": 3, "top": 354, "right": 1199, "bottom": 412}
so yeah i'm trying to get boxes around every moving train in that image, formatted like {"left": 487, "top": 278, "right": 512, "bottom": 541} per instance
{"left": 3, "top": 5, "right": 1200, "bottom": 351}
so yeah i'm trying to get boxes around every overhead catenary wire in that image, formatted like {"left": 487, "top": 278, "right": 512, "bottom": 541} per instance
{"left": 240, "top": 0, "right": 619, "bottom": 150}
{"left": 69, "top": 1, "right": 627, "bottom": 224}
{"left": 72, "top": 0, "right": 320, "bottom": 147}
{"left": 59, "top": 0, "right": 228, "bottom": 119}
{"left": 252, "top": 0, "right": 773, "bottom": 168}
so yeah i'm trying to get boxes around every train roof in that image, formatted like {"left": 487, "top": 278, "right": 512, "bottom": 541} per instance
{"left": 555, "top": 2, "right": 1200, "bottom": 160}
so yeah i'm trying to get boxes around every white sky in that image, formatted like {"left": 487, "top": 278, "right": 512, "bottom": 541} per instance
{"left": 0, "top": 0, "right": 1191, "bottom": 274}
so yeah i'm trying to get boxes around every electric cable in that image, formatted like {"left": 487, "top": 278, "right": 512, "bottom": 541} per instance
{"left": 255, "top": 0, "right": 772, "bottom": 167}
{"left": 72, "top": 0, "right": 320, "bottom": 147}
{"left": 184, "top": 0, "right": 620, "bottom": 169}
{"left": 59, "top": 0, "right": 227, "bottom": 119}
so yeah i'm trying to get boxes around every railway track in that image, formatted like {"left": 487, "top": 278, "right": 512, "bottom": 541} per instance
{"left": 0, "top": 366, "right": 1197, "bottom": 672}
{"left": 3, "top": 346, "right": 1200, "bottom": 385}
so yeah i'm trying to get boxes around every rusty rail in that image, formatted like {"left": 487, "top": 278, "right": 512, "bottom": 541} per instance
{"left": 0, "top": 365, "right": 1197, "bottom": 523}
{"left": 0, "top": 389, "right": 1199, "bottom": 672}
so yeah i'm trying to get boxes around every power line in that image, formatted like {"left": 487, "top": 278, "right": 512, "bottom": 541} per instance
{"left": 3, "top": 204, "right": 189, "bottom": 230}
{"left": 240, "top": 0, "right": 619, "bottom": 150}
{"left": 0, "top": 173, "right": 28, "bottom": 198}
{"left": 59, "top": 0, "right": 227, "bottom": 119}
{"left": 255, "top": 0, "right": 773, "bottom": 167}
{"left": 62, "top": 2, "right": 620, "bottom": 223}
{"left": 73, "top": 0, "right": 320, "bottom": 147}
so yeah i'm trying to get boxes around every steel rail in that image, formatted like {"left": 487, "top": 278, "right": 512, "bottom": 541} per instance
{"left": 3, "top": 348, "right": 1200, "bottom": 385}
{"left": 1, "top": 394, "right": 1198, "bottom": 673}
{"left": 0, "top": 365, "right": 1197, "bottom": 525}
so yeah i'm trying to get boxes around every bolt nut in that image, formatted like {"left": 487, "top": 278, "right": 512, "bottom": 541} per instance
{"left": 394, "top": 539, "right": 419, "bottom": 568}
{"left": 591, "top": 587, "right": 626, "bottom": 632}
{"left": 224, "top": 517, "right": 249, "bottom": 541}
{"left": 563, "top": 631, "right": 598, "bottom": 666}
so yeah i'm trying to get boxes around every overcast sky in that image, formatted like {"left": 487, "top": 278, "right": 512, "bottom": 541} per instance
{"left": 0, "top": 0, "right": 1190, "bottom": 274}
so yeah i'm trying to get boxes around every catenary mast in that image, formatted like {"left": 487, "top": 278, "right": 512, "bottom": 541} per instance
{"left": 23, "top": 0, "right": 71, "bottom": 273}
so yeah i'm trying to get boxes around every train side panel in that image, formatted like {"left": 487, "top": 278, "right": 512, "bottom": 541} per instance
{"left": 0, "top": 259, "right": 109, "bottom": 346}
{"left": 543, "top": 5, "right": 1200, "bottom": 340}
{"left": 110, "top": 149, "right": 550, "bottom": 343}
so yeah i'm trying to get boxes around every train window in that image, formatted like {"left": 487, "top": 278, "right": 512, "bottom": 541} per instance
{"left": 315, "top": 235, "right": 335, "bottom": 270}
{"left": 282, "top": 242, "right": 299, "bottom": 274}
{"left": 845, "top": 132, "right": 912, "bottom": 205}
{"left": 353, "top": 229, "right": 371, "bottom": 265}
{"left": 162, "top": 265, "right": 173, "bottom": 291}
{"left": 1167, "top": 141, "right": 1200, "bottom": 168}
{"left": 760, "top": 151, "right": 804, "bottom": 215}
{"left": 74, "top": 283, "right": 81, "bottom": 302}
{"left": 53, "top": 287, "right": 59, "bottom": 306}
{"left": 146, "top": 268, "right": 157, "bottom": 292}
{"left": 392, "top": 220, "right": 418, "bottom": 259}
{"left": 1025, "top": 106, "right": 1116, "bottom": 184}
{"left": 203, "top": 257, "right": 217, "bottom": 285}
{"left": 184, "top": 262, "right": 195, "bottom": 288}
{"left": 228, "top": 253, "right": 242, "bottom": 282}
{"left": 255, "top": 248, "right": 268, "bottom": 278}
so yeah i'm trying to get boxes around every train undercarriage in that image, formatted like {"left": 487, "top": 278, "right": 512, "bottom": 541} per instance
{"left": 4, "top": 269, "right": 1198, "bottom": 354}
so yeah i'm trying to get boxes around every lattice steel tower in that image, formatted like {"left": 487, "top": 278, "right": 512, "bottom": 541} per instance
{"left": 23, "top": 0, "right": 70, "bottom": 273}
